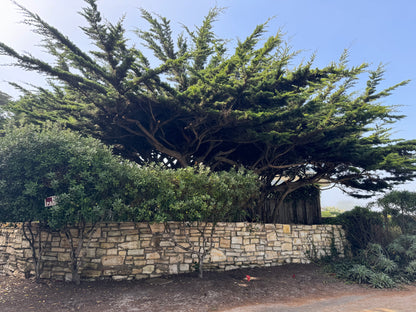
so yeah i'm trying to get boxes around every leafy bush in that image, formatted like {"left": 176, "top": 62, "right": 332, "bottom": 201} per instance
{"left": 0, "top": 124, "right": 136, "bottom": 283}
{"left": 112, "top": 163, "right": 260, "bottom": 223}
{"left": 322, "top": 235, "right": 416, "bottom": 288}
{"left": 323, "top": 259, "right": 355, "bottom": 280}
{"left": 348, "top": 264, "right": 374, "bottom": 284}
{"left": 387, "top": 235, "right": 416, "bottom": 267}
{"left": 321, "top": 206, "right": 416, "bottom": 288}
{"left": 333, "top": 206, "right": 388, "bottom": 255}
{"left": 405, "top": 260, "right": 416, "bottom": 277}
{"left": 368, "top": 272, "right": 396, "bottom": 288}
{"left": 0, "top": 124, "right": 131, "bottom": 225}
{"left": 113, "top": 163, "right": 260, "bottom": 278}
{"left": 0, "top": 124, "right": 260, "bottom": 281}
{"left": 376, "top": 191, "right": 416, "bottom": 235}
{"left": 376, "top": 257, "right": 398, "bottom": 274}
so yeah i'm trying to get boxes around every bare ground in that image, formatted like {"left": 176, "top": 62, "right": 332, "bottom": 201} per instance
{"left": 0, "top": 263, "right": 413, "bottom": 312}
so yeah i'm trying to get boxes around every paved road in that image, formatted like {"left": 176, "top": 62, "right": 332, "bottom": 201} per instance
{"left": 224, "top": 286, "right": 416, "bottom": 312}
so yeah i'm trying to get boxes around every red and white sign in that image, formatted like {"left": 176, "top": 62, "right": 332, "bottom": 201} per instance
{"left": 44, "top": 196, "right": 57, "bottom": 207}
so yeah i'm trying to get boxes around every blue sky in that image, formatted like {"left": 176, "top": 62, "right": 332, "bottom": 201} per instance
{"left": 1, "top": 0, "right": 415, "bottom": 210}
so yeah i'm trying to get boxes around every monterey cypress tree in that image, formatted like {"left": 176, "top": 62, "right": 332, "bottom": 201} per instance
{"left": 0, "top": 91, "right": 11, "bottom": 132}
{"left": 1, "top": 0, "right": 415, "bottom": 222}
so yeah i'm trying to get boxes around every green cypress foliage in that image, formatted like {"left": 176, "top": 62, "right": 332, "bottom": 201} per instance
{"left": 1, "top": 0, "right": 415, "bottom": 222}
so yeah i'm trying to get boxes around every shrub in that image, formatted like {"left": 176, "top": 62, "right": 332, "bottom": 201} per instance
{"left": 376, "top": 191, "right": 416, "bottom": 235}
{"left": 334, "top": 206, "right": 387, "bottom": 255}
{"left": 120, "top": 164, "right": 260, "bottom": 279}
{"left": 376, "top": 257, "right": 398, "bottom": 274}
{"left": 0, "top": 124, "right": 261, "bottom": 281}
{"left": 322, "top": 206, "right": 416, "bottom": 288}
{"left": 405, "top": 260, "right": 416, "bottom": 278}
{"left": 348, "top": 264, "right": 374, "bottom": 284}
{"left": 112, "top": 163, "right": 260, "bottom": 223}
{"left": 369, "top": 272, "right": 396, "bottom": 288}
{"left": 0, "top": 124, "right": 136, "bottom": 283}
{"left": 387, "top": 235, "right": 416, "bottom": 265}
{"left": 322, "top": 235, "right": 416, "bottom": 288}
{"left": 0, "top": 124, "right": 131, "bottom": 224}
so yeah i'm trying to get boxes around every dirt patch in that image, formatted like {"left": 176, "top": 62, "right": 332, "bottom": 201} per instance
{"left": 0, "top": 264, "right": 411, "bottom": 312}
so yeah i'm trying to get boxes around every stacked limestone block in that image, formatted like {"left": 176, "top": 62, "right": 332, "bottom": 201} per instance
{"left": 0, "top": 222, "right": 346, "bottom": 281}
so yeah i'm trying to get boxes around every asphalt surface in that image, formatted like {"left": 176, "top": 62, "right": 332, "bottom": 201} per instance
{"left": 224, "top": 286, "right": 416, "bottom": 312}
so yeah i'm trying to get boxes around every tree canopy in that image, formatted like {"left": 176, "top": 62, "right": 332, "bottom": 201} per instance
{"left": 376, "top": 191, "right": 416, "bottom": 234}
{"left": 1, "top": 0, "right": 415, "bottom": 222}
{"left": 0, "top": 91, "right": 11, "bottom": 131}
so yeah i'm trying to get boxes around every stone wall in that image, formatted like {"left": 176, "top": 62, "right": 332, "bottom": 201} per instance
{"left": 0, "top": 222, "right": 346, "bottom": 281}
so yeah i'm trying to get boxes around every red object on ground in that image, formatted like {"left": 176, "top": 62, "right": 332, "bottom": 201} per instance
{"left": 246, "top": 275, "right": 251, "bottom": 281}
{"left": 292, "top": 274, "right": 296, "bottom": 278}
